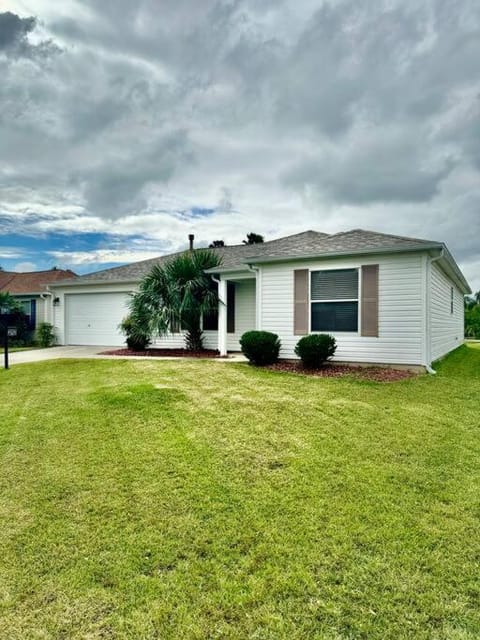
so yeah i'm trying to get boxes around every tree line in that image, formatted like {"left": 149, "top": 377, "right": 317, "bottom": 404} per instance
{"left": 209, "top": 232, "right": 264, "bottom": 248}
{"left": 465, "top": 291, "right": 480, "bottom": 338}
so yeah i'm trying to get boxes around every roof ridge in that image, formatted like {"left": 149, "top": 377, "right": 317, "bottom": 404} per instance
{"left": 263, "top": 230, "right": 328, "bottom": 244}
{"left": 71, "top": 235, "right": 299, "bottom": 280}
{"left": 341, "top": 228, "right": 439, "bottom": 244}
{"left": 62, "top": 227, "right": 446, "bottom": 286}
{"left": 3, "top": 268, "right": 74, "bottom": 275}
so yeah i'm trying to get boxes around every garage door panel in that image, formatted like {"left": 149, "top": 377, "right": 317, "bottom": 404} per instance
{"left": 66, "top": 293, "right": 130, "bottom": 346}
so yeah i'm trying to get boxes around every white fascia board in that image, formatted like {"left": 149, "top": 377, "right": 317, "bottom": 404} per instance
{"left": 48, "top": 278, "right": 140, "bottom": 289}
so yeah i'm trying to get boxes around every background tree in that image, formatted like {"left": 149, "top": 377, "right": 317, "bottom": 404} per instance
{"left": 209, "top": 240, "right": 225, "bottom": 248}
{"left": 465, "top": 291, "right": 480, "bottom": 338}
{"left": 243, "top": 232, "right": 264, "bottom": 244}
{"left": 128, "top": 249, "right": 222, "bottom": 351}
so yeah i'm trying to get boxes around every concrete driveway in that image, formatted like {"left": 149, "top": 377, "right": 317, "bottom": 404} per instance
{"left": 6, "top": 346, "right": 119, "bottom": 365}
{"left": 5, "top": 346, "right": 246, "bottom": 365}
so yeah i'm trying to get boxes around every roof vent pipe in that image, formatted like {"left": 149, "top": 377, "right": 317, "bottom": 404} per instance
{"left": 188, "top": 234, "right": 194, "bottom": 251}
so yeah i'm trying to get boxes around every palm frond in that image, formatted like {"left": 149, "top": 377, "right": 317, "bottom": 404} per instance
{"left": 127, "top": 248, "right": 222, "bottom": 349}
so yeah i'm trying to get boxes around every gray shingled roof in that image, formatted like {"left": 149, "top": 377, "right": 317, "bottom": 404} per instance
{"left": 216, "top": 229, "right": 439, "bottom": 268}
{"left": 54, "top": 228, "right": 443, "bottom": 285}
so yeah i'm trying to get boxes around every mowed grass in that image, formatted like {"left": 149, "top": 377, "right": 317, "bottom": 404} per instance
{"left": 0, "top": 346, "right": 479, "bottom": 639}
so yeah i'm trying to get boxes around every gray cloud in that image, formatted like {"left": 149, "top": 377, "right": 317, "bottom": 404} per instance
{"left": 0, "top": 10, "right": 59, "bottom": 58}
{"left": 1, "top": 0, "right": 480, "bottom": 289}
{"left": 285, "top": 125, "right": 456, "bottom": 204}
{"left": 0, "top": 11, "right": 36, "bottom": 51}
{"left": 80, "top": 129, "right": 192, "bottom": 217}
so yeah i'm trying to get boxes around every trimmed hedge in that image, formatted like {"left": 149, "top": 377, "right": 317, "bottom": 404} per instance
{"left": 240, "top": 330, "right": 281, "bottom": 366}
{"left": 295, "top": 334, "right": 336, "bottom": 368}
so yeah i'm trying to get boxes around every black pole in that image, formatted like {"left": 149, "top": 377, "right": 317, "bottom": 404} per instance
{"left": 3, "top": 325, "right": 8, "bottom": 370}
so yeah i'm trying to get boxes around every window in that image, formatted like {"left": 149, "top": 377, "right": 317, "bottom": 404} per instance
{"left": 20, "top": 299, "right": 36, "bottom": 330}
{"left": 450, "top": 287, "right": 454, "bottom": 314}
{"left": 310, "top": 269, "right": 358, "bottom": 332}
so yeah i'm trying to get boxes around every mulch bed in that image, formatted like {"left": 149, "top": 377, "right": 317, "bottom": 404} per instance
{"left": 266, "top": 361, "right": 418, "bottom": 382}
{"left": 100, "top": 348, "right": 223, "bottom": 358}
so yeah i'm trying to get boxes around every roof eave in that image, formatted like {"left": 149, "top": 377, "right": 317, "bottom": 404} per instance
{"left": 243, "top": 243, "right": 444, "bottom": 265}
{"left": 204, "top": 266, "right": 252, "bottom": 275}
{"left": 0, "top": 291, "right": 45, "bottom": 296}
{"left": 48, "top": 278, "right": 139, "bottom": 288}
{"left": 437, "top": 245, "right": 471, "bottom": 295}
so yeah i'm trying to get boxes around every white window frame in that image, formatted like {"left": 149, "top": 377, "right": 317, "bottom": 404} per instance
{"left": 309, "top": 267, "right": 361, "bottom": 334}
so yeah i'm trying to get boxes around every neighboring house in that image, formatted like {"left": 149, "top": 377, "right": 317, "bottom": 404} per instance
{"left": 48, "top": 229, "right": 470, "bottom": 369}
{"left": 0, "top": 268, "right": 77, "bottom": 330}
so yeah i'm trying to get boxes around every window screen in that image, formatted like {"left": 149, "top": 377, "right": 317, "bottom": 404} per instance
{"left": 311, "top": 269, "right": 358, "bottom": 300}
{"left": 310, "top": 269, "right": 359, "bottom": 332}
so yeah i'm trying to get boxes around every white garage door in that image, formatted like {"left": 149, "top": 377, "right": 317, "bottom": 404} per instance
{"left": 65, "top": 292, "right": 130, "bottom": 346}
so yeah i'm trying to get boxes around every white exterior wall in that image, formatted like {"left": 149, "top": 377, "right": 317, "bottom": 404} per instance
{"left": 259, "top": 252, "right": 426, "bottom": 365}
{"left": 429, "top": 261, "right": 464, "bottom": 361}
{"left": 152, "top": 278, "right": 256, "bottom": 350}
{"left": 51, "top": 278, "right": 256, "bottom": 350}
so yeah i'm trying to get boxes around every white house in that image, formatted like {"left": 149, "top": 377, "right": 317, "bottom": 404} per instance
{"left": 48, "top": 229, "right": 470, "bottom": 369}
{"left": 0, "top": 267, "right": 76, "bottom": 331}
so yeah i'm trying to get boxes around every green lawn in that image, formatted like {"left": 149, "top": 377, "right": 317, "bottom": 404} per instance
{"left": 0, "top": 345, "right": 479, "bottom": 639}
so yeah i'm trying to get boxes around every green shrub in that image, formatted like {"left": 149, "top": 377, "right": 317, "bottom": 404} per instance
{"left": 36, "top": 322, "right": 55, "bottom": 348}
{"left": 240, "top": 330, "right": 281, "bottom": 366}
{"left": 295, "top": 334, "right": 337, "bottom": 368}
{"left": 119, "top": 315, "right": 151, "bottom": 351}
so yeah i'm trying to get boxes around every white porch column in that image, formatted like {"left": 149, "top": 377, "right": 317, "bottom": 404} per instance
{"left": 218, "top": 277, "right": 227, "bottom": 356}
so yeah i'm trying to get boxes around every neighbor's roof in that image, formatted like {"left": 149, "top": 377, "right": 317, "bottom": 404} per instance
{"left": 49, "top": 229, "right": 470, "bottom": 294}
{"left": 0, "top": 268, "right": 77, "bottom": 294}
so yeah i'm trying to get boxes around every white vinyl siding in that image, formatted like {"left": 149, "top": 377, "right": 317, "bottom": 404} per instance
{"left": 152, "top": 279, "right": 256, "bottom": 350}
{"left": 54, "top": 279, "right": 256, "bottom": 350}
{"left": 201, "top": 278, "right": 256, "bottom": 351}
{"left": 260, "top": 252, "right": 426, "bottom": 365}
{"left": 430, "top": 261, "right": 464, "bottom": 361}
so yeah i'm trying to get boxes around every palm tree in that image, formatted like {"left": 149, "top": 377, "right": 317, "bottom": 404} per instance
{"left": 129, "top": 249, "right": 222, "bottom": 351}
{"left": 0, "top": 292, "right": 21, "bottom": 313}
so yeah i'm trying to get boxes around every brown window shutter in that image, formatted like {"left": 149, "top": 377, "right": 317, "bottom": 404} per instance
{"left": 361, "top": 265, "right": 379, "bottom": 337}
{"left": 227, "top": 282, "right": 235, "bottom": 333}
{"left": 294, "top": 269, "right": 309, "bottom": 335}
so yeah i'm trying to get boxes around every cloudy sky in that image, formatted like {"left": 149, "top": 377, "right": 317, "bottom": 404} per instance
{"left": 0, "top": 0, "right": 479, "bottom": 290}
